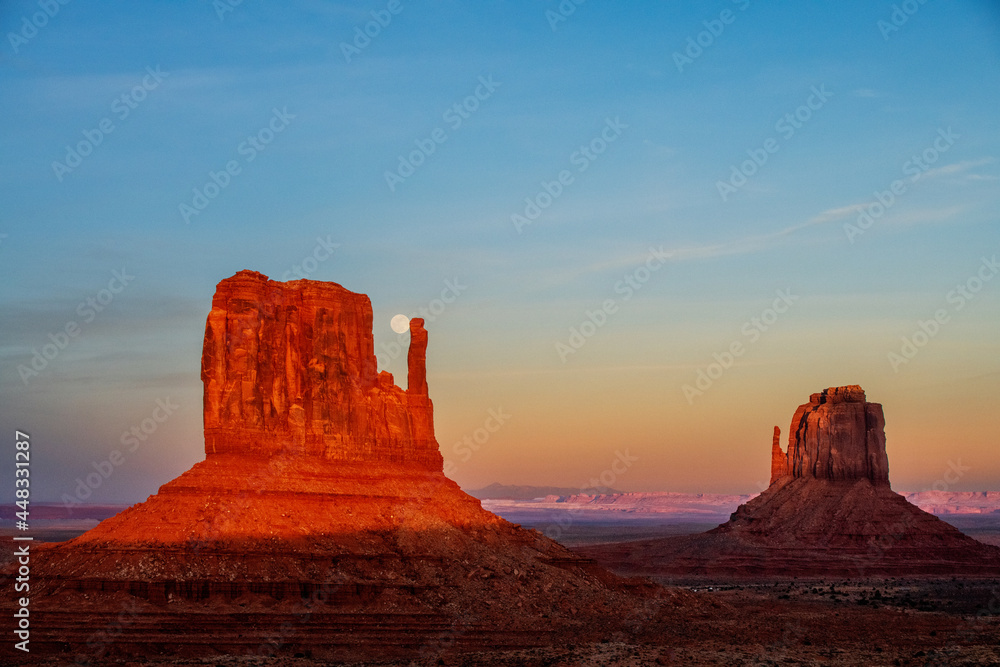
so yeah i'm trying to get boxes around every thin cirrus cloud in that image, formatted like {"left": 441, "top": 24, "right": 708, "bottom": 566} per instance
{"left": 916, "top": 157, "right": 996, "bottom": 181}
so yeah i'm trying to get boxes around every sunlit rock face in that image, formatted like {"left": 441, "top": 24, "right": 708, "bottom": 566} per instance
{"left": 21, "top": 271, "right": 651, "bottom": 661}
{"left": 201, "top": 270, "right": 441, "bottom": 469}
{"left": 773, "top": 385, "right": 889, "bottom": 485}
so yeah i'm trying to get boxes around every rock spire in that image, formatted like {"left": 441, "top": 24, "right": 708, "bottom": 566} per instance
{"left": 580, "top": 385, "right": 1000, "bottom": 577}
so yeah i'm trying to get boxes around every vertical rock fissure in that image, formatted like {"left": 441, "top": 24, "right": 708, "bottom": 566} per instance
{"left": 775, "top": 385, "right": 889, "bottom": 486}
{"left": 201, "top": 270, "right": 443, "bottom": 470}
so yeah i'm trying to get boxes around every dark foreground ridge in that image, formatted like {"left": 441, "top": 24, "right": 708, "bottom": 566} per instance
{"left": 578, "top": 385, "right": 1000, "bottom": 578}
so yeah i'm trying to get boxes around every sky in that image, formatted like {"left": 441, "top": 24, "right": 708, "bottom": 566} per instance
{"left": 2, "top": 1, "right": 999, "bottom": 506}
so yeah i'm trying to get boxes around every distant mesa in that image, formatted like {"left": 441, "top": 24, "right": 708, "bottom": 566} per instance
{"left": 579, "top": 385, "right": 1000, "bottom": 577}
{"left": 467, "top": 482, "right": 625, "bottom": 501}
{"left": 21, "top": 271, "right": 655, "bottom": 662}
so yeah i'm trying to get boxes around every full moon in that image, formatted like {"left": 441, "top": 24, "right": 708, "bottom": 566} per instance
{"left": 390, "top": 314, "right": 410, "bottom": 334}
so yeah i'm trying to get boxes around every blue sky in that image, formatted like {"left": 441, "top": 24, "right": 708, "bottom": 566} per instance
{"left": 2, "top": 1, "right": 999, "bottom": 504}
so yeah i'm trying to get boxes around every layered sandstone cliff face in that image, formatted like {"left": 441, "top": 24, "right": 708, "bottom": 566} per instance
{"left": 581, "top": 385, "right": 1000, "bottom": 577}
{"left": 24, "top": 272, "right": 656, "bottom": 662}
{"left": 202, "top": 270, "right": 440, "bottom": 468}
{"left": 771, "top": 385, "right": 888, "bottom": 484}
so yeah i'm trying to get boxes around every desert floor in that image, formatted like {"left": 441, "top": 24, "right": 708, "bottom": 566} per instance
{"left": 3, "top": 509, "right": 999, "bottom": 666}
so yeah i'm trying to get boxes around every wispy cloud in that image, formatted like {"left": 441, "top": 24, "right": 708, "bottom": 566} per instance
{"left": 918, "top": 157, "right": 995, "bottom": 182}
{"left": 659, "top": 213, "right": 848, "bottom": 263}
{"left": 596, "top": 194, "right": 977, "bottom": 270}
{"left": 434, "top": 361, "right": 771, "bottom": 379}
{"left": 561, "top": 213, "right": 843, "bottom": 273}
{"left": 641, "top": 139, "right": 677, "bottom": 158}
{"left": 803, "top": 203, "right": 871, "bottom": 226}
{"left": 877, "top": 204, "right": 967, "bottom": 229}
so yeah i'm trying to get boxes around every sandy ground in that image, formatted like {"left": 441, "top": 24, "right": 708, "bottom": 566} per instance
{"left": 5, "top": 574, "right": 998, "bottom": 666}
{"left": 4, "top": 512, "right": 999, "bottom": 666}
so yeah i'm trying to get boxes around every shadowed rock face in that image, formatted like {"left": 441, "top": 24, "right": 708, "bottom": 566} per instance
{"left": 769, "top": 426, "right": 784, "bottom": 486}
{"left": 579, "top": 385, "right": 1000, "bottom": 578}
{"left": 202, "top": 270, "right": 440, "bottom": 469}
{"left": 773, "top": 385, "right": 889, "bottom": 484}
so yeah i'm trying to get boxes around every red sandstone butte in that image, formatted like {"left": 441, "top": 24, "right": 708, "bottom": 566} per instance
{"left": 19, "top": 271, "right": 658, "bottom": 663}
{"left": 579, "top": 385, "right": 1000, "bottom": 578}
{"left": 201, "top": 270, "right": 440, "bottom": 467}
{"left": 776, "top": 385, "right": 889, "bottom": 484}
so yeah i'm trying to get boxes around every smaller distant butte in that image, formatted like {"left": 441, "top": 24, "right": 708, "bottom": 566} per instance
{"left": 579, "top": 385, "right": 1000, "bottom": 577}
